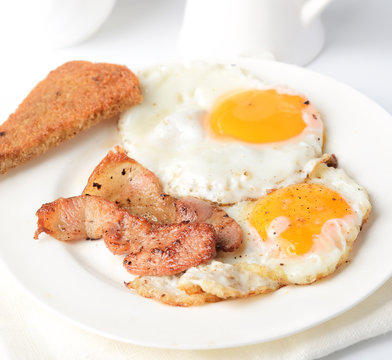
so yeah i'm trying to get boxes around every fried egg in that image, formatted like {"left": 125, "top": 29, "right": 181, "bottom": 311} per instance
{"left": 119, "top": 62, "right": 324, "bottom": 204}
{"left": 128, "top": 161, "right": 371, "bottom": 304}
{"left": 176, "top": 162, "right": 371, "bottom": 298}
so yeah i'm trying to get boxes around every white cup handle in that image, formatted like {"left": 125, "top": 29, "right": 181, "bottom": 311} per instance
{"left": 301, "top": 0, "right": 334, "bottom": 26}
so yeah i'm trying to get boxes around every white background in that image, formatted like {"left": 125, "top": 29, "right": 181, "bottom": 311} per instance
{"left": 0, "top": 0, "right": 391, "bottom": 358}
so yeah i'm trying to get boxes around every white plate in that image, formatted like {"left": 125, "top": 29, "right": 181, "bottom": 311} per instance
{"left": 1, "top": 59, "right": 392, "bottom": 350}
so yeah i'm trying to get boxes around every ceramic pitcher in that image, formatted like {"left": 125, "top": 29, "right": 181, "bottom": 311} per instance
{"left": 179, "top": 0, "right": 334, "bottom": 65}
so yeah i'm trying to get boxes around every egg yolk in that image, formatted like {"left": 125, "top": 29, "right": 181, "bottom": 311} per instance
{"left": 249, "top": 183, "right": 353, "bottom": 255}
{"left": 209, "top": 89, "right": 308, "bottom": 143}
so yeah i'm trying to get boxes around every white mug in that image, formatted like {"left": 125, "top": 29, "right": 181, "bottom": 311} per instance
{"left": 0, "top": 0, "right": 116, "bottom": 49}
{"left": 178, "top": 0, "right": 334, "bottom": 65}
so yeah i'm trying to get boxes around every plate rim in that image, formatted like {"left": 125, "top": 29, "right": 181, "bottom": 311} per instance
{"left": 1, "top": 57, "right": 392, "bottom": 350}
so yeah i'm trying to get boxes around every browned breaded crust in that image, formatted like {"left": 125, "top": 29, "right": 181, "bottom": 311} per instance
{"left": 0, "top": 61, "right": 142, "bottom": 174}
{"left": 126, "top": 277, "right": 221, "bottom": 307}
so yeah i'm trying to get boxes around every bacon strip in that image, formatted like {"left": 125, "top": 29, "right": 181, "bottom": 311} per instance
{"left": 83, "top": 147, "right": 242, "bottom": 252}
{"left": 35, "top": 195, "right": 216, "bottom": 276}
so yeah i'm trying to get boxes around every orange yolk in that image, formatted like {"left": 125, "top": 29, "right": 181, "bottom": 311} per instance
{"left": 208, "top": 89, "right": 308, "bottom": 143}
{"left": 249, "top": 183, "right": 353, "bottom": 255}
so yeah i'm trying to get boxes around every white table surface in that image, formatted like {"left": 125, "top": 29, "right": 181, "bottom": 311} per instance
{"left": 0, "top": 0, "right": 391, "bottom": 358}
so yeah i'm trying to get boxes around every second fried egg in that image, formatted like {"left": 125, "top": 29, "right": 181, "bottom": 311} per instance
{"left": 178, "top": 162, "right": 371, "bottom": 294}
{"left": 129, "top": 161, "right": 371, "bottom": 303}
{"left": 119, "top": 62, "right": 324, "bottom": 204}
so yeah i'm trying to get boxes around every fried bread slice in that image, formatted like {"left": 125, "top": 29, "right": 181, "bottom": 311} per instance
{"left": 0, "top": 61, "right": 142, "bottom": 174}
